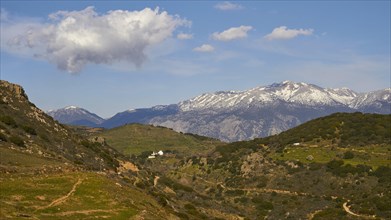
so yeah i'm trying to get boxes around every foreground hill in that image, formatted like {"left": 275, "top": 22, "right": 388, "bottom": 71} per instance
{"left": 0, "top": 80, "right": 176, "bottom": 219}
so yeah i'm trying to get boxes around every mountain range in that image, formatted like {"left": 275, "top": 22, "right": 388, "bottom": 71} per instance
{"left": 48, "top": 81, "right": 391, "bottom": 142}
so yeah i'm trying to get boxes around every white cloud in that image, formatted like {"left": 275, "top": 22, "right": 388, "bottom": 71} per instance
{"left": 1, "top": 7, "right": 189, "bottom": 73}
{"left": 264, "top": 26, "right": 313, "bottom": 40}
{"left": 214, "top": 2, "right": 244, "bottom": 10}
{"left": 177, "top": 33, "right": 193, "bottom": 40}
{"left": 212, "top": 25, "right": 252, "bottom": 41}
{"left": 193, "top": 44, "right": 215, "bottom": 52}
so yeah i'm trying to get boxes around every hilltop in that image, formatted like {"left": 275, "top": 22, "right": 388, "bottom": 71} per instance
{"left": 91, "top": 123, "right": 222, "bottom": 156}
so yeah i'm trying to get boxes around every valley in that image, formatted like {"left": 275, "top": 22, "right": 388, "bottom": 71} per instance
{"left": 1, "top": 80, "right": 390, "bottom": 219}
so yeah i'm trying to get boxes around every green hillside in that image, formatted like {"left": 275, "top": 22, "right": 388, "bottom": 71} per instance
{"left": 149, "top": 112, "right": 391, "bottom": 219}
{"left": 0, "top": 80, "right": 123, "bottom": 171}
{"left": 93, "top": 123, "right": 222, "bottom": 156}
{"left": 2, "top": 80, "right": 391, "bottom": 219}
{"left": 260, "top": 112, "right": 390, "bottom": 148}
{"left": 0, "top": 172, "right": 173, "bottom": 219}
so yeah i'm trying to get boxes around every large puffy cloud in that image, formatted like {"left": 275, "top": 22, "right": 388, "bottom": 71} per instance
{"left": 1, "top": 7, "right": 189, "bottom": 73}
{"left": 212, "top": 25, "right": 252, "bottom": 41}
{"left": 264, "top": 26, "right": 313, "bottom": 40}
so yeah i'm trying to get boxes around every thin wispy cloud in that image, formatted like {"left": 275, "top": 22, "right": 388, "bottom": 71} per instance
{"left": 1, "top": 7, "right": 189, "bottom": 73}
{"left": 264, "top": 26, "right": 313, "bottom": 40}
{"left": 212, "top": 25, "right": 252, "bottom": 41}
{"left": 214, "top": 2, "right": 244, "bottom": 11}
{"left": 177, "top": 33, "right": 193, "bottom": 40}
{"left": 193, "top": 44, "right": 215, "bottom": 52}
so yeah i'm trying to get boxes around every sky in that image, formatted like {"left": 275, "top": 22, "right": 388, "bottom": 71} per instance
{"left": 1, "top": 1, "right": 390, "bottom": 118}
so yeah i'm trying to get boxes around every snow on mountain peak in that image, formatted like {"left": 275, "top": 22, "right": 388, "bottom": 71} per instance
{"left": 65, "top": 105, "right": 79, "bottom": 110}
{"left": 179, "top": 81, "right": 363, "bottom": 111}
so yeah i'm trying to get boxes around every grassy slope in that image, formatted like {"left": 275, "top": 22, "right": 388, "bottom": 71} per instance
{"left": 0, "top": 172, "right": 170, "bottom": 219}
{"left": 95, "top": 124, "right": 221, "bottom": 155}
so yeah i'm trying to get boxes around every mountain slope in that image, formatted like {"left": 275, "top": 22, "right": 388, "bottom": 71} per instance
{"left": 47, "top": 106, "right": 104, "bottom": 127}
{"left": 0, "top": 80, "right": 121, "bottom": 171}
{"left": 102, "top": 104, "right": 179, "bottom": 129}
{"left": 350, "top": 88, "right": 391, "bottom": 114}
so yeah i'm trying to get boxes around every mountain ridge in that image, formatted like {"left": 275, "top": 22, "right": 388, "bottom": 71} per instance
{"left": 48, "top": 81, "right": 391, "bottom": 142}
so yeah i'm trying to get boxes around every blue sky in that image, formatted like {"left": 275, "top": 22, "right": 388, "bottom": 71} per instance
{"left": 1, "top": 1, "right": 390, "bottom": 118}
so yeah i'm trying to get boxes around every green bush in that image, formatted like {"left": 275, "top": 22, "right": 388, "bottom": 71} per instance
{"left": 225, "top": 189, "right": 244, "bottom": 196}
{"left": 343, "top": 151, "right": 354, "bottom": 159}
{"left": 0, "top": 115, "right": 17, "bottom": 127}
{"left": 22, "top": 125, "right": 37, "bottom": 135}
{"left": 372, "top": 166, "right": 391, "bottom": 183}
{"left": 0, "top": 133, "right": 7, "bottom": 142}
{"left": 9, "top": 135, "right": 24, "bottom": 147}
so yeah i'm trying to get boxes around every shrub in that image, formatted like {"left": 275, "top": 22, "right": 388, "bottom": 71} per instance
{"left": 9, "top": 135, "right": 24, "bottom": 147}
{"left": 252, "top": 197, "right": 274, "bottom": 210}
{"left": 22, "top": 125, "right": 37, "bottom": 135}
{"left": 343, "top": 151, "right": 354, "bottom": 159}
{"left": 225, "top": 189, "right": 244, "bottom": 196}
{"left": 0, "top": 115, "right": 17, "bottom": 127}
{"left": 372, "top": 166, "right": 391, "bottom": 183}
{"left": 0, "top": 133, "right": 7, "bottom": 142}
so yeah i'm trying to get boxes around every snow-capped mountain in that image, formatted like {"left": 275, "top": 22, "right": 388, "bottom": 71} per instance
{"left": 350, "top": 88, "right": 391, "bottom": 113}
{"left": 149, "top": 81, "right": 389, "bottom": 141}
{"left": 48, "top": 81, "right": 390, "bottom": 141}
{"left": 179, "top": 81, "right": 358, "bottom": 111}
{"left": 47, "top": 106, "right": 104, "bottom": 127}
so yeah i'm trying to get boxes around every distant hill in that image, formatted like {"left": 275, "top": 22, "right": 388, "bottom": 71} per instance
{"left": 47, "top": 106, "right": 104, "bottom": 127}
{"left": 92, "top": 123, "right": 222, "bottom": 156}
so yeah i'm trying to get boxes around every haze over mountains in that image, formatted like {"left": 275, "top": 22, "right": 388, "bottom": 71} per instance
{"left": 48, "top": 81, "right": 391, "bottom": 142}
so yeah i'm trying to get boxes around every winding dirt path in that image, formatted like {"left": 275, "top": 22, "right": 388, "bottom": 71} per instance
{"left": 36, "top": 178, "right": 83, "bottom": 210}
{"left": 41, "top": 209, "right": 122, "bottom": 216}
{"left": 343, "top": 201, "right": 376, "bottom": 219}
